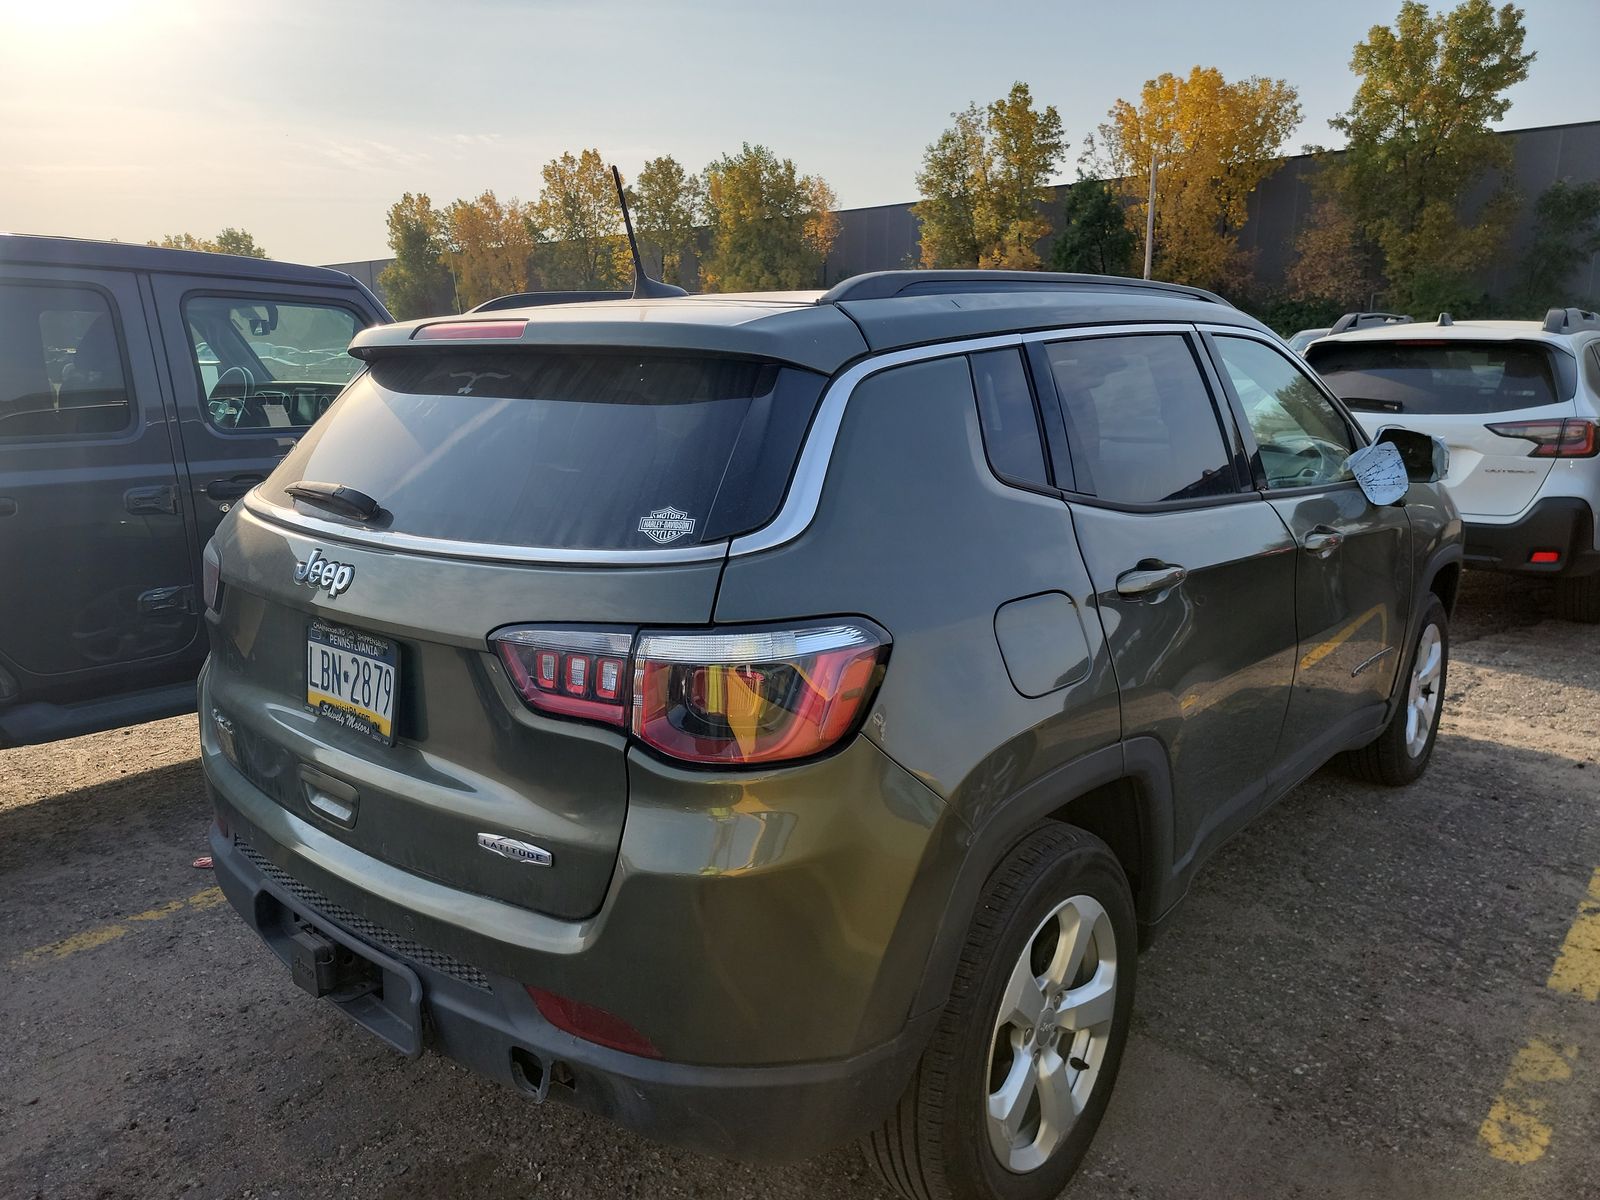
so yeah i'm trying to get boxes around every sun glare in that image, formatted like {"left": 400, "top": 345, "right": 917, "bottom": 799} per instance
{"left": 1, "top": 0, "right": 143, "bottom": 35}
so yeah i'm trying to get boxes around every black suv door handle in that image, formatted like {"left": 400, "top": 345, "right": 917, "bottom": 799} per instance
{"left": 205, "top": 474, "right": 264, "bottom": 502}
{"left": 1302, "top": 527, "right": 1345, "bottom": 558}
{"left": 1116, "top": 562, "right": 1188, "bottom": 597}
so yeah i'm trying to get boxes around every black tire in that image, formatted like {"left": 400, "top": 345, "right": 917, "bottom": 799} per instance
{"left": 1343, "top": 594, "right": 1448, "bottom": 786}
{"left": 864, "top": 825, "right": 1136, "bottom": 1200}
{"left": 1554, "top": 574, "right": 1600, "bottom": 623}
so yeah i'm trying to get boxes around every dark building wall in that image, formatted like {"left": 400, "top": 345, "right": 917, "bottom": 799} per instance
{"left": 328, "top": 120, "right": 1600, "bottom": 309}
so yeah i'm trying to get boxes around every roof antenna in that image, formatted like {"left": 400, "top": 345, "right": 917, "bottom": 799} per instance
{"left": 612, "top": 164, "right": 687, "bottom": 300}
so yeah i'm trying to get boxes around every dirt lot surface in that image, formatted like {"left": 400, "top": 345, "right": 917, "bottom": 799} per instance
{"left": 3, "top": 572, "right": 1598, "bottom": 1199}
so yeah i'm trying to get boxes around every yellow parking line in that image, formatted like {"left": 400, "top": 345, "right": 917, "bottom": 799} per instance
{"left": 1479, "top": 1038, "right": 1579, "bottom": 1164}
{"left": 1546, "top": 867, "right": 1600, "bottom": 1002}
{"left": 8, "top": 886, "right": 225, "bottom": 967}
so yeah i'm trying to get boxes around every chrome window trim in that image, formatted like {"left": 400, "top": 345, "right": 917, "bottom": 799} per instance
{"left": 241, "top": 493, "right": 732, "bottom": 566}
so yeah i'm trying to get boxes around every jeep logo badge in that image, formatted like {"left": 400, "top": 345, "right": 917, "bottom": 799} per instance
{"left": 293, "top": 549, "right": 355, "bottom": 598}
{"left": 637, "top": 506, "right": 695, "bottom": 545}
{"left": 476, "top": 832, "right": 553, "bottom": 866}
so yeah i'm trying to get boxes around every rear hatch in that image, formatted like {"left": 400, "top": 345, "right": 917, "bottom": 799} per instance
{"left": 1308, "top": 337, "right": 1577, "bottom": 517}
{"left": 208, "top": 347, "right": 827, "bottom": 919}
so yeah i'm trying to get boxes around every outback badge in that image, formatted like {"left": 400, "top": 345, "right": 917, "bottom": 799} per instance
{"left": 476, "top": 832, "right": 553, "bottom": 866}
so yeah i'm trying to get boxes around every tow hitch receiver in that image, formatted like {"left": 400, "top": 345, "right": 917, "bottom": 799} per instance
{"left": 290, "top": 922, "right": 378, "bottom": 999}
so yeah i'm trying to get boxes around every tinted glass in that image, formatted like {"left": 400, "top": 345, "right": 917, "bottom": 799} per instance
{"left": 0, "top": 284, "right": 132, "bottom": 438}
{"left": 262, "top": 352, "right": 827, "bottom": 550}
{"left": 183, "top": 296, "right": 362, "bottom": 430}
{"left": 970, "top": 348, "right": 1049, "bottom": 487}
{"left": 1044, "top": 334, "right": 1236, "bottom": 505}
{"left": 1215, "top": 336, "right": 1356, "bottom": 490}
{"left": 1307, "top": 339, "right": 1563, "bottom": 416}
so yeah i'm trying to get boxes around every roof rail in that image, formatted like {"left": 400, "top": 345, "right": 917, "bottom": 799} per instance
{"left": 818, "top": 270, "right": 1232, "bottom": 307}
{"left": 1542, "top": 307, "right": 1600, "bottom": 334}
{"left": 1329, "top": 311, "right": 1413, "bottom": 335}
{"left": 471, "top": 289, "right": 629, "bottom": 312}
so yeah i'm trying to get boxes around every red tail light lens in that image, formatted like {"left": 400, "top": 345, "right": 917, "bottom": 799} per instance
{"left": 492, "top": 627, "right": 633, "bottom": 726}
{"left": 526, "top": 986, "right": 660, "bottom": 1058}
{"left": 631, "top": 622, "right": 889, "bottom": 766}
{"left": 1486, "top": 418, "right": 1600, "bottom": 458}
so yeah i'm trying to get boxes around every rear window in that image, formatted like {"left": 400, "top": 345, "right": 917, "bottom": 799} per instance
{"left": 1307, "top": 340, "right": 1566, "bottom": 416}
{"left": 261, "top": 352, "right": 826, "bottom": 551}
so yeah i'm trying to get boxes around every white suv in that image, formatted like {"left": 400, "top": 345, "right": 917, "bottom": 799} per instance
{"left": 1307, "top": 308, "right": 1600, "bottom": 621}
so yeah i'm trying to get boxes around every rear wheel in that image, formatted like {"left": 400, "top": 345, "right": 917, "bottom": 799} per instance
{"left": 1554, "top": 574, "right": 1600, "bottom": 623}
{"left": 864, "top": 825, "right": 1135, "bottom": 1200}
{"left": 1344, "top": 594, "right": 1448, "bottom": 786}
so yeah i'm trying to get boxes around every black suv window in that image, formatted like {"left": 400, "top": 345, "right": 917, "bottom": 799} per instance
{"left": 262, "top": 352, "right": 827, "bottom": 551}
{"left": 969, "top": 348, "right": 1049, "bottom": 487}
{"left": 1043, "top": 333, "right": 1236, "bottom": 505}
{"left": 1213, "top": 335, "right": 1356, "bottom": 490}
{"left": 0, "top": 283, "right": 132, "bottom": 438}
{"left": 182, "top": 296, "right": 362, "bottom": 431}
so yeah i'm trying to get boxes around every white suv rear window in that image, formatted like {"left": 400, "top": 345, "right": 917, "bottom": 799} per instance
{"left": 1308, "top": 340, "right": 1564, "bottom": 416}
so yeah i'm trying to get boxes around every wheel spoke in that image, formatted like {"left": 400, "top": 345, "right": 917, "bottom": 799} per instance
{"left": 1033, "top": 1050, "right": 1081, "bottom": 1153}
{"left": 997, "top": 953, "right": 1047, "bottom": 1032}
{"left": 1404, "top": 704, "right": 1419, "bottom": 748}
{"left": 988, "top": 1046, "right": 1038, "bottom": 1138}
{"left": 1056, "top": 966, "right": 1116, "bottom": 1031}
{"left": 1416, "top": 636, "right": 1442, "bottom": 685}
{"left": 1042, "top": 900, "right": 1096, "bottom": 990}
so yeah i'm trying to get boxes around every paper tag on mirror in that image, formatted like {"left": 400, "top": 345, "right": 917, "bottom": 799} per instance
{"left": 1347, "top": 441, "right": 1408, "bottom": 506}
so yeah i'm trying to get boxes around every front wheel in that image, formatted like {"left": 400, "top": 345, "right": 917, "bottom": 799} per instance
{"left": 1344, "top": 594, "right": 1449, "bottom": 786}
{"left": 864, "top": 825, "right": 1135, "bottom": 1200}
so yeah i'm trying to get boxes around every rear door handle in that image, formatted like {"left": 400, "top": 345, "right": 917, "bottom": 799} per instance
{"left": 1302, "top": 527, "right": 1345, "bottom": 558}
{"left": 1116, "top": 563, "right": 1188, "bottom": 597}
{"left": 205, "top": 474, "right": 265, "bottom": 502}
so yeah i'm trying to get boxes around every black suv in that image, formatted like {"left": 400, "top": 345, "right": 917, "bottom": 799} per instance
{"left": 0, "top": 235, "right": 388, "bottom": 746}
{"left": 201, "top": 271, "right": 1462, "bottom": 1200}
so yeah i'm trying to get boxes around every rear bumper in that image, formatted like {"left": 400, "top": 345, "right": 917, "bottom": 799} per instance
{"left": 1463, "top": 497, "right": 1600, "bottom": 577}
{"left": 209, "top": 815, "right": 935, "bottom": 1160}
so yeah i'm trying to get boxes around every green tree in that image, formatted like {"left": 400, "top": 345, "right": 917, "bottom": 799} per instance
{"left": 1096, "top": 67, "right": 1301, "bottom": 292}
{"left": 1329, "top": 0, "right": 1535, "bottom": 312}
{"left": 533, "top": 149, "right": 625, "bottom": 290}
{"left": 1049, "top": 177, "right": 1135, "bottom": 275}
{"left": 913, "top": 83, "right": 1065, "bottom": 269}
{"left": 213, "top": 228, "right": 268, "bottom": 258}
{"left": 443, "top": 191, "right": 539, "bottom": 310}
{"left": 1515, "top": 180, "right": 1600, "bottom": 313}
{"left": 377, "top": 193, "right": 456, "bottom": 319}
{"left": 700, "top": 144, "right": 838, "bottom": 292}
{"left": 150, "top": 229, "right": 268, "bottom": 258}
{"left": 630, "top": 155, "right": 702, "bottom": 287}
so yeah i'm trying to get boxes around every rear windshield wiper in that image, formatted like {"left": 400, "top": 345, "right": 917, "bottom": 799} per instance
{"left": 1340, "top": 397, "right": 1404, "bottom": 413}
{"left": 285, "top": 480, "right": 382, "bottom": 521}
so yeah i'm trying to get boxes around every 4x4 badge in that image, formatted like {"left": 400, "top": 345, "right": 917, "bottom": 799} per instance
{"left": 637, "top": 506, "right": 695, "bottom": 545}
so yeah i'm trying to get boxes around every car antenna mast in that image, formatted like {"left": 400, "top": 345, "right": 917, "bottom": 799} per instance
{"left": 611, "top": 164, "right": 688, "bottom": 300}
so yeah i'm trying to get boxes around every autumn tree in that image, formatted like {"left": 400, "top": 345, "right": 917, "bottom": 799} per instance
{"left": 150, "top": 229, "right": 269, "bottom": 258}
{"left": 699, "top": 144, "right": 839, "bottom": 291}
{"left": 914, "top": 83, "right": 1065, "bottom": 269}
{"left": 1287, "top": 193, "right": 1379, "bottom": 309}
{"left": 1095, "top": 67, "right": 1301, "bottom": 292}
{"left": 630, "top": 155, "right": 702, "bottom": 287}
{"left": 1329, "top": 0, "right": 1534, "bottom": 313}
{"left": 1515, "top": 180, "right": 1600, "bottom": 313}
{"left": 1050, "top": 177, "right": 1135, "bottom": 275}
{"left": 442, "top": 191, "right": 539, "bottom": 310}
{"left": 532, "top": 149, "right": 625, "bottom": 290}
{"left": 377, "top": 193, "right": 456, "bottom": 319}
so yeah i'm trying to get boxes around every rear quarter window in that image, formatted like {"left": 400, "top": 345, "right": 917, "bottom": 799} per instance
{"left": 261, "top": 352, "right": 826, "bottom": 551}
{"left": 1307, "top": 339, "right": 1567, "bottom": 416}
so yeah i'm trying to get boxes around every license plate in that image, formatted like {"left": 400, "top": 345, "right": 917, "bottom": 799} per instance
{"left": 306, "top": 620, "right": 398, "bottom": 744}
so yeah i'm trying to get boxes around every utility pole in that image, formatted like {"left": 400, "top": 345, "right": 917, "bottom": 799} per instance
{"left": 1142, "top": 154, "right": 1158, "bottom": 280}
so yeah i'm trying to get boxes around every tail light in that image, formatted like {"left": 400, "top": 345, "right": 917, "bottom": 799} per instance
{"left": 412, "top": 319, "right": 527, "bottom": 341}
{"left": 527, "top": 986, "right": 660, "bottom": 1058}
{"left": 492, "top": 627, "right": 632, "bottom": 726}
{"left": 1486, "top": 418, "right": 1600, "bottom": 458}
{"left": 202, "top": 540, "right": 223, "bottom": 612}
{"left": 490, "top": 620, "right": 890, "bottom": 766}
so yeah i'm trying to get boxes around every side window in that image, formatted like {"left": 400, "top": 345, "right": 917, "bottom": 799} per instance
{"left": 182, "top": 296, "right": 362, "bottom": 431}
{"left": 1214, "top": 335, "right": 1357, "bottom": 490}
{"left": 969, "top": 348, "right": 1049, "bottom": 488}
{"left": 1043, "top": 333, "right": 1237, "bottom": 505}
{"left": 0, "top": 283, "right": 133, "bottom": 438}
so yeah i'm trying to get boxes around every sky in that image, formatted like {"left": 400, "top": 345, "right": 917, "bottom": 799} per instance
{"left": 2, "top": 0, "right": 1597, "bottom": 266}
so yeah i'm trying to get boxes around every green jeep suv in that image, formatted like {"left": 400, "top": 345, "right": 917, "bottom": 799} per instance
{"left": 200, "top": 271, "right": 1463, "bottom": 1199}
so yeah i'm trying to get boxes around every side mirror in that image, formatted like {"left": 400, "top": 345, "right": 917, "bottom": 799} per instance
{"left": 1375, "top": 426, "right": 1449, "bottom": 483}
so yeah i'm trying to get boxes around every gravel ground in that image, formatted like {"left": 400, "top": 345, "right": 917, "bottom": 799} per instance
{"left": 2, "top": 571, "right": 1598, "bottom": 1199}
